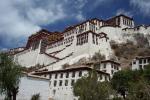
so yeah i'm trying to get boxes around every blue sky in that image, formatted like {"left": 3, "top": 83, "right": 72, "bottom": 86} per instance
{"left": 0, "top": 0, "right": 150, "bottom": 50}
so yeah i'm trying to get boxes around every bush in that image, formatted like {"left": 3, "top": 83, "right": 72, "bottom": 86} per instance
{"left": 31, "top": 93, "right": 40, "bottom": 100}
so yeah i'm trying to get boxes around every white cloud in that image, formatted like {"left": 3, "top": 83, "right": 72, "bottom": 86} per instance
{"left": 76, "top": 11, "right": 86, "bottom": 21}
{"left": 0, "top": 0, "right": 87, "bottom": 48}
{"left": 116, "top": 9, "right": 133, "bottom": 17}
{"left": 130, "top": 0, "right": 150, "bottom": 17}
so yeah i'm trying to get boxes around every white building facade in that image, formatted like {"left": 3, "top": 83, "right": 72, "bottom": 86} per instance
{"left": 132, "top": 56, "right": 150, "bottom": 70}
{"left": 11, "top": 14, "right": 140, "bottom": 71}
{"left": 33, "top": 67, "right": 110, "bottom": 100}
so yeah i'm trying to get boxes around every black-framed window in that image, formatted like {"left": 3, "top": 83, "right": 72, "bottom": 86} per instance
{"left": 55, "top": 74, "right": 58, "bottom": 79}
{"left": 65, "top": 80, "right": 68, "bottom": 86}
{"left": 144, "top": 59, "right": 147, "bottom": 63}
{"left": 72, "top": 72, "right": 75, "bottom": 77}
{"left": 139, "top": 59, "right": 142, "bottom": 64}
{"left": 148, "top": 59, "right": 150, "bottom": 63}
{"left": 99, "top": 74, "right": 102, "bottom": 80}
{"left": 133, "top": 61, "right": 136, "bottom": 64}
{"left": 60, "top": 73, "right": 63, "bottom": 78}
{"left": 103, "top": 63, "right": 106, "bottom": 68}
{"left": 111, "top": 70, "right": 114, "bottom": 74}
{"left": 71, "top": 80, "right": 75, "bottom": 86}
{"left": 59, "top": 80, "right": 62, "bottom": 86}
{"left": 66, "top": 72, "right": 69, "bottom": 78}
{"left": 79, "top": 71, "right": 82, "bottom": 77}
{"left": 54, "top": 80, "right": 57, "bottom": 87}
{"left": 139, "top": 65, "right": 143, "bottom": 69}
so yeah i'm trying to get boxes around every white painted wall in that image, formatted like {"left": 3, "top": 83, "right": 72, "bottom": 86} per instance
{"left": 14, "top": 49, "right": 39, "bottom": 67}
{"left": 0, "top": 75, "right": 49, "bottom": 100}
{"left": 48, "top": 69, "right": 109, "bottom": 100}
{"left": 99, "top": 26, "right": 123, "bottom": 43}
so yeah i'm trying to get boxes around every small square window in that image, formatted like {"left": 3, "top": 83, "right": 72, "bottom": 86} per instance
{"left": 59, "top": 80, "right": 62, "bottom": 86}
{"left": 54, "top": 80, "right": 57, "bottom": 87}
{"left": 60, "top": 73, "right": 63, "bottom": 78}
{"left": 99, "top": 74, "right": 102, "bottom": 80}
{"left": 55, "top": 74, "right": 58, "bottom": 79}
{"left": 139, "top": 59, "right": 142, "bottom": 64}
{"left": 79, "top": 71, "right": 82, "bottom": 77}
{"left": 72, "top": 72, "right": 75, "bottom": 77}
{"left": 65, "top": 80, "right": 68, "bottom": 86}
{"left": 66, "top": 72, "right": 69, "bottom": 78}
{"left": 71, "top": 80, "right": 75, "bottom": 86}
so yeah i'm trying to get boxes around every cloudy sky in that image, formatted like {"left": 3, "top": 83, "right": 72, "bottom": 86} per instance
{"left": 0, "top": 0, "right": 150, "bottom": 50}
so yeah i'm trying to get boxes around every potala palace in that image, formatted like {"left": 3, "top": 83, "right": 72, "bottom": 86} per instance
{"left": 6, "top": 14, "right": 150, "bottom": 100}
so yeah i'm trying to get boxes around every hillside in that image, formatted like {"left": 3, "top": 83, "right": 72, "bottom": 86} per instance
{"left": 110, "top": 32, "right": 150, "bottom": 69}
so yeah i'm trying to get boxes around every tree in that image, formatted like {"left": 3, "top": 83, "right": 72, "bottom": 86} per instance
{"left": 0, "top": 53, "right": 22, "bottom": 100}
{"left": 143, "top": 64, "right": 150, "bottom": 84}
{"left": 127, "top": 78, "right": 150, "bottom": 100}
{"left": 31, "top": 93, "right": 40, "bottom": 100}
{"left": 111, "top": 69, "right": 142, "bottom": 99}
{"left": 73, "top": 69, "right": 112, "bottom": 100}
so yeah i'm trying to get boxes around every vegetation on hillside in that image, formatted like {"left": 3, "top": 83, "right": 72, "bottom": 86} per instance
{"left": 73, "top": 69, "right": 113, "bottom": 100}
{"left": 111, "top": 64, "right": 150, "bottom": 100}
{"left": 110, "top": 33, "right": 150, "bottom": 68}
{"left": 73, "top": 64, "right": 150, "bottom": 100}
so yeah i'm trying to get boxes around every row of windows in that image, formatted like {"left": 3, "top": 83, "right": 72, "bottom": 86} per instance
{"left": 89, "top": 23, "right": 95, "bottom": 32}
{"left": 123, "top": 18, "right": 132, "bottom": 26}
{"left": 64, "top": 23, "right": 88, "bottom": 37}
{"left": 31, "top": 41, "right": 40, "bottom": 50}
{"left": 139, "top": 59, "right": 150, "bottom": 64}
{"left": 111, "top": 64, "right": 119, "bottom": 70}
{"left": 51, "top": 79, "right": 75, "bottom": 87}
{"left": 77, "top": 33, "right": 88, "bottom": 45}
{"left": 51, "top": 74, "right": 109, "bottom": 87}
{"left": 49, "top": 71, "right": 82, "bottom": 79}
{"left": 47, "top": 36, "right": 74, "bottom": 49}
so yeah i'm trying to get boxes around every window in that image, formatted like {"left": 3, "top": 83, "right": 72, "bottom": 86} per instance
{"left": 55, "top": 74, "right": 58, "bottom": 79}
{"left": 133, "top": 61, "right": 136, "bottom": 64}
{"left": 139, "top": 65, "right": 142, "bottom": 69}
{"left": 79, "top": 71, "right": 82, "bottom": 77}
{"left": 111, "top": 64, "right": 113, "bottom": 68}
{"left": 144, "top": 59, "right": 147, "bottom": 63}
{"left": 111, "top": 70, "right": 114, "bottom": 75}
{"left": 66, "top": 72, "right": 69, "bottom": 78}
{"left": 71, "top": 80, "right": 75, "bottom": 86}
{"left": 139, "top": 59, "right": 142, "bottom": 64}
{"left": 65, "top": 80, "right": 68, "bottom": 86}
{"left": 93, "top": 34, "right": 95, "bottom": 44}
{"left": 54, "top": 80, "right": 57, "bottom": 87}
{"left": 44, "top": 74, "right": 47, "bottom": 77}
{"left": 103, "top": 63, "right": 106, "bottom": 68}
{"left": 117, "top": 66, "right": 119, "bottom": 70}
{"left": 148, "top": 59, "right": 150, "bottom": 63}
{"left": 60, "top": 73, "right": 63, "bottom": 78}
{"left": 72, "top": 72, "right": 75, "bottom": 77}
{"left": 99, "top": 74, "right": 102, "bottom": 80}
{"left": 59, "top": 80, "right": 62, "bottom": 86}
